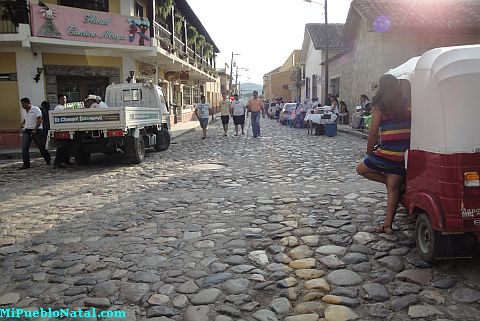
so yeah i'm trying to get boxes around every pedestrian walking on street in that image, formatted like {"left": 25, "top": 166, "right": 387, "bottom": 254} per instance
{"left": 230, "top": 93, "right": 246, "bottom": 136}
{"left": 356, "top": 74, "right": 411, "bottom": 235}
{"left": 40, "top": 101, "right": 51, "bottom": 142}
{"left": 247, "top": 90, "right": 264, "bottom": 138}
{"left": 20, "top": 97, "right": 51, "bottom": 169}
{"left": 53, "top": 94, "right": 71, "bottom": 167}
{"left": 195, "top": 95, "right": 210, "bottom": 139}
{"left": 220, "top": 93, "right": 231, "bottom": 136}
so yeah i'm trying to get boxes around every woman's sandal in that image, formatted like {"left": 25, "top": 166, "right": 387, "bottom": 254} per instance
{"left": 373, "top": 225, "right": 394, "bottom": 235}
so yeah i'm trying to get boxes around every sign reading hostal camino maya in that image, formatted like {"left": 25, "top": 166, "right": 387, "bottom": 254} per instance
{"left": 30, "top": 3, "right": 151, "bottom": 46}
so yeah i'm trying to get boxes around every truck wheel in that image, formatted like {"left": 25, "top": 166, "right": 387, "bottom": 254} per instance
{"left": 154, "top": 129, "right": 170, "bottom": 152}
{"left": 131, "top": 137, "right": 145, "bottom": 164}
{"left": 75, "top": 149, "right": 91, "bottom": 165}
{"left": 415, "top": 212, "right": 438, "bottom": 262}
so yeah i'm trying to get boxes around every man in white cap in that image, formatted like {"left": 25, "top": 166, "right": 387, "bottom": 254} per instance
{"left": 85, "top": 94, "right": 99, "bottom": 108}
{"left": 96, "top": 96, "right": 109, "bottom": 108}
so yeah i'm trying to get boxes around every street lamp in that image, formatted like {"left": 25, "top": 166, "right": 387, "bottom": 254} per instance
{"left": 304, "top": 0, "right": 328, "bottom": 104}
{"left": 229, "top": 52, "right": 240, "bottom": 95}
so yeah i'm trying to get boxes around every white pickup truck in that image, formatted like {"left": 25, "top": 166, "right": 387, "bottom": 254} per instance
{"left": 47, "top": 83, "right": 171, "bottom": 164}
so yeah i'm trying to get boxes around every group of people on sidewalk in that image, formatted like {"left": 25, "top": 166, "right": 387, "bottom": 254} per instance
{"left": 194, "top": 90, "right": 265, "bottom": 139}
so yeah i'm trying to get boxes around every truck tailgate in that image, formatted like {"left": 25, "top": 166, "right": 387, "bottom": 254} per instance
{"left": 49, "top": 107, "right": 162, "bottom": 131}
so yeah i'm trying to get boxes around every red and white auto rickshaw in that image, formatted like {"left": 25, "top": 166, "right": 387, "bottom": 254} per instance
{"left": 388, "top": 45, "right": 480, "bottom": 262}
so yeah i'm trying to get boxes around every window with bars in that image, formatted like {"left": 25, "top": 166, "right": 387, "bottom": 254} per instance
{"left": 59, "top": 0, "right": 108, "bottom": 12}
{"left": 312, "top": 74, "right": 317, "bottom": 99}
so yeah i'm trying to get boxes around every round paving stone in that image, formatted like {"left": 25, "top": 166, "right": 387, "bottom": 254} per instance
{"left": 224, "top": 279, "right": 250, "bottom": 294}
{"left": 324, "top": 305, "right": 359, "bottom": 321}
{"left": 285, "top": 314, "right": 320, "bottom": 321}
{"left": 316, "top": 245, "right": 347, "bottom": 257}
{"left": 191, "top": 288, "right": 222, "bottom": 305}
{"left": 252, "top": 309, "right": 279, "bottom": 321}
{"left": 326, "top": 269, "right": 362, "bottom": 286}
{"left": 270, "top": 297, "right": 292, "bottom": 314}
{"left": 362, "top": 283, "right": 390, "bottom": 302}
{"left": 377, "top": 256, "right": 405, "bottom": 272}
{"left": 289, "top": 258, "right": 316, "bottom": 269}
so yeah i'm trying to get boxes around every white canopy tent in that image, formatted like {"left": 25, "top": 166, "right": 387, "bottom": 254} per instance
{"left": 387, "top": 45, "right": 480, "bottom": 154}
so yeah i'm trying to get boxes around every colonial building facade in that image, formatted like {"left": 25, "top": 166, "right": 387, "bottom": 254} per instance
{"left": 329, "top": 0, "right": 480, "bottom": 115}
{"left": 0, "top": 0, "right": 220, "bottom": 149}
{"left": 299, "top": 23, "right": 344, "bottom": 104}
{"left": 263, "top": 50, "right": 301, "bottom": 103}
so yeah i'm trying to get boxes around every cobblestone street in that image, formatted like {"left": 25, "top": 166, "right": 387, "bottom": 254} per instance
{"left": 0, "top": 118, "right": 479, "bottom": 321}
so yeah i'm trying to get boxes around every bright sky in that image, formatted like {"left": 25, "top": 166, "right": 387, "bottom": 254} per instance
{"left": 187, "top": 0, "right": 353, "bottom": 85}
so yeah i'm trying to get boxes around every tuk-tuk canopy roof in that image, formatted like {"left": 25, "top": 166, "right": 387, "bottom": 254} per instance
{"left": 387, "top": 56, "right": 419, "bottom": 81}
{"left": 388, "top": 44, "right": 480, "bottom": 154}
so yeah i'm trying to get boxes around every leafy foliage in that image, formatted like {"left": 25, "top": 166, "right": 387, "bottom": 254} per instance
{"left": 156, "top": 0, "right": 174, "bottom": 20}
{"left": 187, "top": 25, "right": 198, "bottom": 45}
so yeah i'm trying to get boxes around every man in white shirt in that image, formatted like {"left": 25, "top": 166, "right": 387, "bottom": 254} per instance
{"left": 230, "top": 94, "right": 246, "bottom": 136}
{"left": 55, "top": 94, "right": 67, "bottom": 110}
{"left": 20, "top": 97, "right": 51, "bottom": 169}
{"left": 194, "top": 95, "right": 210, "bottom": 139}
{"left": 53, "top": 94, "right": 72, "bottom": 167}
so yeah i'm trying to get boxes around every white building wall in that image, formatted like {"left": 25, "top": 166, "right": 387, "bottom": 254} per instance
{"left": 16, "top": 48, "right": 45, "bottom": 107}
{"left": 304, "top": 40, "right": 323, "bottom": 102}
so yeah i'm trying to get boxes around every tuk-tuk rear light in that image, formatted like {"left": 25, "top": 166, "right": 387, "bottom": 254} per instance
{"left": 54, "top": 131, "right": 70, "bottom": 140}
{"left": 107, "top": 130, "right": 124, "bottom": 137}
{"left": 464, "top": 172, "right": 480, "bottom": 187}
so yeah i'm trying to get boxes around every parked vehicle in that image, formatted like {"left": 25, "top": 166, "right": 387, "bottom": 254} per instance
{"left": 389, "top": 45, "right": 480, "bottom": 261}
{"left": 279, "top": 103, "right": 297, "bottom": 124}
{"left": 47, "top": 83, "right": 171, "bottom": 165}
{"left": 267, "top": 102, "right": 278, "bottom": 119}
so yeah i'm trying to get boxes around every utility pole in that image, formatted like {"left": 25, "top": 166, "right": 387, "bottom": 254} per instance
{"left": 229, "top": 52, "right": 234, "bottom": 95}
{"left": 235, "top": 65, "right": 238, "bottom": 94}
{"left": 324, "top": 0, "right": 329, "bottom": 104}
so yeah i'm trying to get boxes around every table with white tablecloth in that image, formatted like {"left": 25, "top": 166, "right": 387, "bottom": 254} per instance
{"left": 304, "top": 113, "right": 337, "bottom": 135}
{"left": 304, "top": 113, "right": 337, "bottom": 124}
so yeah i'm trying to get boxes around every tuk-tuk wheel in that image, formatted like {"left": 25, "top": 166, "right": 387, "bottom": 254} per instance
{"left": 415, "top": 212, "right": 438, "bottom": 262}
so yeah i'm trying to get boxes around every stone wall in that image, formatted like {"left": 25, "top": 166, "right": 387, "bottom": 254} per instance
{"left": 331, "top": 19, "right": 480, "bottom": 116}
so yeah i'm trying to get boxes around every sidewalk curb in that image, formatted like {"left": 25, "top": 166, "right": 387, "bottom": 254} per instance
{"left": 171, "top": 116, "right": 221, "bottom": 141}
{"left": 337, "top": 126, "right": 368, "bottom": 140}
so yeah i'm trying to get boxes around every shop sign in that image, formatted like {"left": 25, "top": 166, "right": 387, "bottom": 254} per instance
{"left": 30, "top": 3, "right": 151, "bottom": 46}
{"left": 139, "top": 62, "right": 156, "bottom": 76}
{"left": 165, "top": 71, "right": 179, "bottom": 81}
{"left": 179, "top": 71, "right": 189, "bottom": 80}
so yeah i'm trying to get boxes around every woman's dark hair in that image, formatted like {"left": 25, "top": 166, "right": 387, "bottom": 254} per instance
{"left": 339, "top": 101, "right": 347, "bottom": 112}
{"left": 360, "top": 94, "right": 369, "bottom": 101}
{"left": 372, "top": 74, "right": 403, "bottom": 115}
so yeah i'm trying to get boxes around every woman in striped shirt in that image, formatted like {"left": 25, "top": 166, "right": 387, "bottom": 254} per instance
{"left": 356, "top": 74, "right": 411, "bottom": 235}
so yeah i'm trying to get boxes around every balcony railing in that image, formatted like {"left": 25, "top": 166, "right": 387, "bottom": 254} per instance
{"left": 173, "top": 36, "right": 185, "bottom": 55}
{"left": 0, "top": 17, "right": 16, "bottom": 34}
{"left": 153, "top": 21, "right": 171, "bottom": 47}
{"left": 152, "top": 20, "right": 215, "bottom": 74}
{"left": 0, "top": 0, "right": 28, "bottom": 34}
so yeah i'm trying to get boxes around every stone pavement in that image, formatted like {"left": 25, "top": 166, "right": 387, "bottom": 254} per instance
{"left": 0, "top": 118, "right": 479, "bottom": 321}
